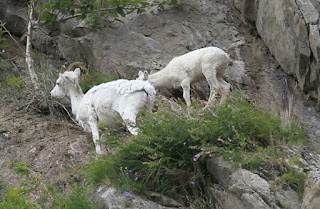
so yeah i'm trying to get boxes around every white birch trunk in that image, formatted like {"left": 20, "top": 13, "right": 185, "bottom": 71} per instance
{"left": 26, "top": 3, "right": 40, "bottom": 90}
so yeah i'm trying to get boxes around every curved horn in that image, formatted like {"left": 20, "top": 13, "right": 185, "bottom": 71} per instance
{"left": 60, "top": 62, "right": 68, "bottom": 73}
{"left": 65, "top": 62, "right": 86, "bottom": 72}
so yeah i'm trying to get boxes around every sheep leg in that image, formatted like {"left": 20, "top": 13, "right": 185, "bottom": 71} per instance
{"left": 88, "top": 105, "right": 102, "bottom": 154}
{"left": 217, "top": 76, "right": 231, "bottom": 104}
{"left": 202, "top": 66, "right": 220, "bottom": 106}
{"left": 121, "top": 111, "right": 139, "bottom": 135}
{"left": 181, "top": 79, "right": 192, "bottom": 107}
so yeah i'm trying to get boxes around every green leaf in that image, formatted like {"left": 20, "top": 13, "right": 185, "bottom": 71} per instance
{"left": 116, "top": 7, "right": 126, "bottom": 17}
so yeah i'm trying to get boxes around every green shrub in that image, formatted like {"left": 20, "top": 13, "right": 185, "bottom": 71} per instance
{"left": 56, "top": 187, "right": 98, "bottom": 209}
{"left": 6, "top": 76, "right": 24, "bottom": 91}
{"left": 0, "top": 186, "right": 40, "bottom": 209}
{"left": 11, "top": 161, "right": 30, "bottom": 176}
{"left": 84, "top": 91, "right": 306, "bottom": 208}
{"left": 275, "top": 171, "right": 307, "bottom": 200}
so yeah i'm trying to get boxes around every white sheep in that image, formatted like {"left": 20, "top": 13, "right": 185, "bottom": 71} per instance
{"left": 138, "top": 47, "right": 231, "bottom": 107}
{"left": 50, "top": 68, "right": 156, "bottom": 154}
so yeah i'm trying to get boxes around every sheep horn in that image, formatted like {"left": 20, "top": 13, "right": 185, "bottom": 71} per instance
{"left": 60, "top": 62, "right": 87, "bottom": 74}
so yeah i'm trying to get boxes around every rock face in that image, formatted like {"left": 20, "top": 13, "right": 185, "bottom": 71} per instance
{"left": 3, "top": 0, "right": 320, "bottom": 208}
{"left": 301, "top": 149, "right": 320, "bottom": 209}
{"left": 0, "top": 0, "right": 28, "bottom": 36}
{"left": 208, "top": 147, "right": 320, "bottom": 209}
{"left": 93, "top": 187, "right": 180, "bottom": 209}
{"left": 233, "top": 0, "right": 320, "bottom": 109}
{"left": 210, "top": 168, "right": 279, "bottom": 209}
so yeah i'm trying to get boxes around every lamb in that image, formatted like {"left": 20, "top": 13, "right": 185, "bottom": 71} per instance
{"left": 50, "top": 68, "right": 156, "bottom": 154}
{"left": 138, "top": 47, "right": 231, "bottom": 107}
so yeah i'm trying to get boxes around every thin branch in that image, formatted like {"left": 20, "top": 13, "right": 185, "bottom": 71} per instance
{"left": 52, "top": 101, "right": 79, "bottom": 125}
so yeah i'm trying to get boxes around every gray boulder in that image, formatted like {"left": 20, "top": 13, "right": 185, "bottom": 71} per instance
{"left": 4, "top": 10, "right": 27, "bottom": 36}
{"left": 210, "top": 168, "right": 279, "bottom": 209}
{"left": 93, "top": 186, "right": 183, "bottom": 209}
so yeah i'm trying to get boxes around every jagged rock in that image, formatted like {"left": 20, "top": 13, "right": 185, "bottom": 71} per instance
{"left": 4, "top": 10, "right": 27, "bottom": 36}
{"left": 230, "top": 169, "right": 274, "bottom": 205}
{"left": 275, "top": 186, "right": 301, "bottom": 209}
{"left": 145, "top": 191, "right": 182, "bottom": 207}
{"left": 31, "top": 27, "right": 57, "bottom": 55}
{"left": 301, "top": 149, "right": 320, "bottom": 209}
{"left": 57, "top": 37, "right": 96, "bottom": 66}
{"left": 0, "top": 1, "right": 7, "bottom": 20}
{"left": 301, "top": 176, "right": 320, "bottom": 209}
{"left": 233, "top": 0, "right": 320, "bottom": 110}
{"left": 93, "top": 186, "right": 182, "bottom": 209}
{"left": 207, "top": 157, "right": 234, "bottom": 187}
{"left": 210, "top": 168, "right": 280, "bottom": 209}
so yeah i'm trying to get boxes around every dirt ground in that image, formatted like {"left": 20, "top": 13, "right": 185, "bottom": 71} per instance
{"left": 0, "top": 94, "right": 94, "bottom": 186}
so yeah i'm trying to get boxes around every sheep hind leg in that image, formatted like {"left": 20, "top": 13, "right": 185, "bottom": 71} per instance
{"left": 218, "top": 76, "right": 231, "bottom": 104}
{"left": 181, "top": 79, "right": 192, "bottom": 107}
{"left": 88, "top": 105, "right": 102, "bottom": 154}
{"left": 202, "top": 67, "right": 220, "bottom": 106}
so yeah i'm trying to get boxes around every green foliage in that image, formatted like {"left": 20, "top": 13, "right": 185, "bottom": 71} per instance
{"left": 37, "top": 0, "right": 185, "bottom": 25}
{"left": 6, "top": 76, "right": 25, "bottom": 91}
{"left": 51, "top": 186, "right": 98, "bottom": 209}
{"left": 0, "top": 161, "right": 44, "bottom": 209}
{"left": 0, "top": 23, "right": 8, "bottom": 49}
{"left": 275, "top": 171, "right": 307, "bottom": 200}
{"left": 0, "top": 187, "right": 41, "bottom": 209}
{"left": 83, "top": 91, "right": 306, "bottom": 207}
{"left": 190, "top": 93, "right": 304, "bottom": 149}
{"left": 85, "top": 157, "right": 116, "bottom": 185}
{"left": 80, "top": 69, "right": 117, "bottom": 93}
{"left": 11, "top": 161, "right": 30, "bottom": 176}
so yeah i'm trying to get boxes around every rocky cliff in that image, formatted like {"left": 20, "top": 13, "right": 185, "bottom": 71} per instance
{"left": 1, "top": 0, "right": 320, "bottom": 208}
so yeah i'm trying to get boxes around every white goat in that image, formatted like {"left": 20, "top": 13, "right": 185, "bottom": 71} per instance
{"left": 50, "top": 68, "right": 156, "bottom": 154}
{"left": 138, "top": 47, "right": 231, "bottom": 107}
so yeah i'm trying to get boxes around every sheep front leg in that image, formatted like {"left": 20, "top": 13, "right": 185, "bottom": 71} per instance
{"left": 181, "top": 79, "right": 192, "bottom": 107}
{"left": 88, "top": 105, "right": 102, "bottom": 154}
{"left": 121, "top": 111, "right": 139, "bottom": 135}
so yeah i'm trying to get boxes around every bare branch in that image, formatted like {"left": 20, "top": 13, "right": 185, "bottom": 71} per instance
{"left": 26, "top": 2, "right": 40, "bottom": 90}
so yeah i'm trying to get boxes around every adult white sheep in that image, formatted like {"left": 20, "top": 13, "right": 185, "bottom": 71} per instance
{"left": 138, "top": 47, "right": 231, "bottom": 107}
{"left": 50, "top": 68, "right": 156, "bottom": 154}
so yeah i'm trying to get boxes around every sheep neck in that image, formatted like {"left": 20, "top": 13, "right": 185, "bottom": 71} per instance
{"left": 68, "top": 83, "right": 84, "bottom": 117}
{"left": 149, "top": 68, "right": 172, "bottom": 88}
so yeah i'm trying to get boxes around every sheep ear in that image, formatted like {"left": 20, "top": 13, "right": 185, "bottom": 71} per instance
{"left": 143, "top": 71, "right": 149, "bottom": 80}
{"left": 138, "top": 70, "right": 144, "bottom": 78}
{"left": 74, "top": 68, "right": 81, "bottom": 77}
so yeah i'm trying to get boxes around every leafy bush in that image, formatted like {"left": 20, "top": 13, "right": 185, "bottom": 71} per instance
{"left": 275, "top": 171, "right": 307, "bottom": 200}
{"left": 39, "top": 0, "right": 185, "bottom": 25}
{"left": 11, "top": 161, "right": 30, "bottom": 176}
{"left": 0, "top": 187, "right": 41, "bottom": 209}
{"left": 83, "top": 91, "right": 306, "bottom": 207}
{"left": 6, "top": 76, "right": 25, "bottom": 91}
{"left": 0, "top": 162, "right": 44, "bottom": 209}
{"left": 49, "top": 186, "right": 98, "bottom": 209}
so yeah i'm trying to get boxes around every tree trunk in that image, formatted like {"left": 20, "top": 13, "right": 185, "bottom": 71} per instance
{"left": 26, "top": 2, "right": 40, "bottom": 91}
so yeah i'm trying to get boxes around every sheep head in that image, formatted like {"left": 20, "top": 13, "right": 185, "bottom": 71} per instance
{"left": 50, "top": 68, "right": 82, "bottom": 99}
{"left": 137, "top": 70, "right": 149, "bottom": 81}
